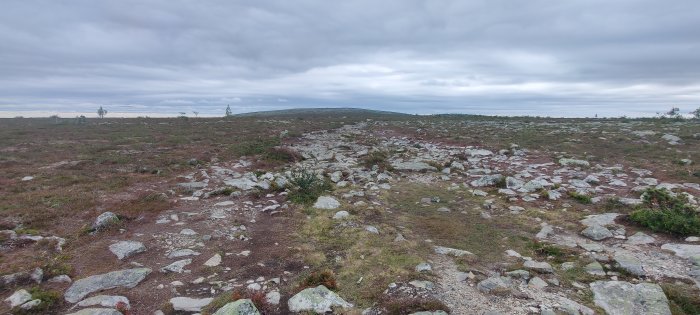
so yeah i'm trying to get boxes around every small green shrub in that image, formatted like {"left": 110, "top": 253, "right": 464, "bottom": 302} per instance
{"left": 568, "top": 191, "right": 592, "bottom": 204}
{"left": 287, "top": 169, "right": 332, "bottom": 205}
{"left": 629, "top": 188, "right": 700, "bottom": 236}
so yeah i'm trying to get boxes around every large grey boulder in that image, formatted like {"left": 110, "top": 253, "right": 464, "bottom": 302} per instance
{"left": 108, "top": 241, "right": 146, "bottom": 260}
{"left": 313, "top": 196, "right": 340, "bottom": 209}
{"left": 64, "top": 268, "right": 151, "bottom": 303}
{"left": 170, "top": 297, "right": 214, "bottom": 312}
{"left": 287, "top": 285, "right": 352, "bottom": 313}
{"left": 581, "top": 225, "right": 613, "bottom": 241}
{"left": 213, "top": 299, "right": 260, "bottom": 315}
{"left": 590, "top": 281, "right": 671, "bottom": 315}
{"left": 92, "top": 212, "right": 119, "bottom": 230}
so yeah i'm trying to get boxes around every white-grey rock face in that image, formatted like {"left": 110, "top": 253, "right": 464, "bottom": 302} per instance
{"left": 108, "top": 241, "right": 146, "bottom": 260}
{"left": 287, "top": 285, "right": 353, "bottom": 313}
{"left": 170, "top": 297, "right": 214, "bottom": 312}
{"left": 203, "top": 254, "right": 222, "bottom": 267}
{"left": 313, "top": 196, "right": 340, "bottom": 209}
{"left": 661, "top": 134, "right": 681, "bottom": 145}
{"left": 160, "top": 259, "right": 192, "bottom": 273}
{"left": 332, "top": 210, "right": 350, "bottom": 220}
{"left": 590, "top": 281, "right": 671, "bottom": 315}
{"left": 64, "top": 268, "right": 151, "bottom": 303}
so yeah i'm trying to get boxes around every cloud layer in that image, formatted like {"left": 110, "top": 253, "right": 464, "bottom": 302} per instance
{"left": 1, "top": 0, "right": 699, "bottom": 117}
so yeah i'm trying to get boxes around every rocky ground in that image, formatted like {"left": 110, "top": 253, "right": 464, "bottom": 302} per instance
{"left": 1, "top": 115, "right": 700, "bottom": 314}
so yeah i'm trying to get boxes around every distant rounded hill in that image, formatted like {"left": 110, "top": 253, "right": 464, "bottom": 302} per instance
{"left": 234, "top": 107, "right": 410, "bottom": 118}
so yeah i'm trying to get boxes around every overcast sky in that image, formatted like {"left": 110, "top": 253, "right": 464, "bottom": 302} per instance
{"left": 1, "top": 1, "right": 699, "bottom": 117}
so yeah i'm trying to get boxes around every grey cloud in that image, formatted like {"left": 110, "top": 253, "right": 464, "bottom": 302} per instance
{"left": 1, "top": 0, "right": 699, "bottom": 117}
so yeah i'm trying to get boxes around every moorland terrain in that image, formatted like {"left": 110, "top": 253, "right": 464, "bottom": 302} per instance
{"left": 1, "top": 109, "right": 700, "bottom": 314}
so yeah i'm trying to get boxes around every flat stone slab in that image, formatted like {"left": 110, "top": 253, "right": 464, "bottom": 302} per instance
{"left": 64, "top": 268, "right": 151, "bottom": 303}
{"left": 614, "top": 252, "right": 645, "bottom": 276}
{"left": 661, "top": 244, "right": 700, "bottom": 260}
{"left": 580, "top": 213, "right": 619, "bottom": 227}
{"left": 77, "top": 295, "right": 129, "bottom": 308}
{"left": 590, "top": 281, "right": 671, "bottom": 315}
{"left": 108, "top": 241, "right": 146, "bottom": 260}
{"left": 627, "top": 232, "right": 655, "bottom": 245}
{"left": 170, "top": 297, "right": 214, "bottom": 312}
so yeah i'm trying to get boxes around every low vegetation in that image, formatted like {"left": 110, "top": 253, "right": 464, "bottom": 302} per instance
{"left": 287, "top": 169, "right": 332, "bottom": 205}
{"left": 629, "top": 188, "right": 700, "bottom": 236}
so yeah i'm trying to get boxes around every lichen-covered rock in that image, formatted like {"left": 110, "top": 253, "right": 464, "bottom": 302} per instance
{"left": 213, "top": 299, "right": 260, "bottom": 315}
{"left": 590, "top": 281, "right": 671, "bottom": 315}
{"left": 287, "top": 285, "right": 352, "bottom": 313}
{"left": 92, "top": 212, "right": 119, "bottom": 231}
{"left": 170, "top": 297, "right": 214, "bottom": 312}
{"left": 64, "top": 268, "right": 151, "bottom": 303}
